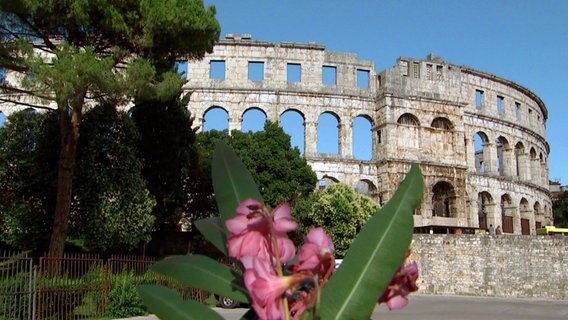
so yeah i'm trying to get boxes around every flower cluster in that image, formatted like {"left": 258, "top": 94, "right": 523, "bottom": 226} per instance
{"left": 226, "top": 198, "right": 419, "bottom": 319}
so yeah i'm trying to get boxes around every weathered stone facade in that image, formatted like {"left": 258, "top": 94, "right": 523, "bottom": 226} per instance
{"left": 410, "top": 234, "right": 568, "bottom": 300}
{"left": 181, "top": 36, "right": 551, "bottom": 235}
{"left": 0, "top": 35, "right": 551, "bottom": 234}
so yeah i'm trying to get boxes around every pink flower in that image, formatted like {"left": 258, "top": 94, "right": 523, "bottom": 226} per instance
{"left": 226, "top": 199, "right": 297, "bottom": 263}
{"left": 378, "top": 261, "right": 419, "bottom": 310}
{"left": 244, "top": 257, "right": 292, "bottom": 320}
{"left": 296, "top": 227, "right": 335, "bottom": 272}
{"left": 272, "top": 202, "right": 298, "bottom": 233}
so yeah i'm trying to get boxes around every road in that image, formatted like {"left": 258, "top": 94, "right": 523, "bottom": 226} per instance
{"left": 126, "top": 294, "right": 568, "bottom": 320}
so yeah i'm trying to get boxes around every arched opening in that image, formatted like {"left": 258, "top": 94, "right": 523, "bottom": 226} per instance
{"left": 354, "top": 179, "right": 377, "bottom": 197}
{"left": 431, "top": 117, "right": 453, "bottom": 130}
{"left": 474, "top": 132, "right": 489, "bottom": 173}
{"left": 280, "top": 109, "right": 305, "bottom": 155}
{"left": 352, "top": 115, "right": 372, "bottom": 160}
{"left": 241, "top": 107, "right": 267, "bottom": 132}
{"left": 477, "top": 191, "right": 493, "bottom": 229}
{"left": 317, "top": 112, "right": 339, "bottom": 155}
{"left": 495, "top": 136, "right": 509, "bottom": 176}
{"left": 515, "top": 142, "right": 525, "bottom": 178}
{"left": 203, "top": 106, "right": 229, "bottom": 132}
{"left": 397, "top": 113, "right": 420, "bottom": 149}
{"left": 520, "top": 197, "right": 530, "bottom": 235}
{"left": 530, "top": 147, "right": 538, "bottom": 182}
{"left": 501, "top": 194, "right": 514, "bottom": 233}
{"left": 432, "top": 181, "right": 455, "bottom": 217}
{"left": 397, "top": 113, "right": 420, "bottom": 126}
{"left": 318, "top": 175, "right": 338, "bottom": 190}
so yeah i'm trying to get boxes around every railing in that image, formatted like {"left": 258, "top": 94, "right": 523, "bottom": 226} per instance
{"left": 0, "top": 251, "right": 206, "bottom": 320}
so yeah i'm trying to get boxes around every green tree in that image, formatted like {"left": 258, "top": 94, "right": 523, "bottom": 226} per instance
{"left": 0, "top": 110, "right": 59, "bottom": 251}
{"left": 292, "top": 183, "right": 379, "bottom": 258}
{"left": 72, "top": 104, "right": 155, "bottom": 250}
{"left": 131, "top": 93, "right": 199, "bottom": 232}
{"left": 553, "top": 191, "right": 568, "bottom": 227}
{"left": 194, "top": 121, "right": 317, "bottom": 213}
{"left": 0, "top": 1, "right": 220, "bottom": 258}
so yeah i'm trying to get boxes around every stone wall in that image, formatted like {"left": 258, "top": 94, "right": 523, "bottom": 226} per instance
{"left": 409, "top": 234, "right": 568, "bottom": 300}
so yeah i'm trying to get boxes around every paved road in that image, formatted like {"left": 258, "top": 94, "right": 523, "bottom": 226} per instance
{"left": 126, "top": 294, "right": 568, "bottom": 320}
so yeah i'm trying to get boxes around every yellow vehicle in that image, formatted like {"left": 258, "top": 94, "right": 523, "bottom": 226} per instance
{"left": 536, "top": 226, "right": 568, "bottom": 235}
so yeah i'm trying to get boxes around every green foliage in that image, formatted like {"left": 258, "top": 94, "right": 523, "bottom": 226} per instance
{"left": 0, "top": 0, "right": 220, "bottom": 258}
{"left": 553, "top": 191, "right": 568, "bottom": 227}
{"left": 150, "top": 255, "right": 249, "bottom": 304}
{"left": 195, "top": 121, "right": 317, "bottom": 213}
{"left": 138, "top": 284, "right": 224, "bottom": 320}
{"left": 293, "top": 183, "right": 379, "bottom": 257}
{"left": 106, "top": 272, "right": 148, "bottom": 318}
{"left": 0, "top": 272, "right": 32, "bottom": 320}
{"left": 319, "top": 164, "right": 423, "bottom": 319}
{"left": 0, "top": 110, "right": 59, "bottom": 251}
{"left": 72, "top": 104, "right": 155, "bottom": 250}
{"left": 131, "top": 93, "right": 200, "bottom": 231}
{"left": 138, "top": 143, "right": 424, "bottom": 320}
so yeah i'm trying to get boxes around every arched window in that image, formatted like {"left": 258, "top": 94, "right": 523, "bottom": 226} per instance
{"left": 241, "top": 107, "right": 267, "bottom": 132}
{"left": 431, "top": 117, "right": 452, "bottom": 130}
{"left": 317, "top": 112, "right": 339, "bottom": 155}
{"left": 352, "top": 115, "right": 373, "bottom": 160}
{"left": 478, "top": 191, "right": 493, "bottom": 229}
{"left": 280, "top": 109, "right": 305, "bottom": 155}
{"left": 318, "top": 176, "right": 338, "bottom": 190}
{"left": 397, "top": 113, "right": 420, "bottom": 126}
{"left": 432, "top": 181, "right": 455, "bottom": 217}
{"left": 515, "top": 142, "right": 525, "bottom": 177}
{"left": 354, "top": 179, "right": 377, "bottom": 197}
{"left": 495, "top": 136, "right": 510, "bottom": 176}
{"left": 474, "top": 132, "right": 489, "bottom": 173}
{"left": 203, "top": 106, "right": 229, "bottom": 131}
{"left": 501, "top": 194, "right": 514, "bottom": 233}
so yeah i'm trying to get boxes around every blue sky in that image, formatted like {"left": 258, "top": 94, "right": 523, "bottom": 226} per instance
{"left": 203, "top": 0, "right": 568, "bottom": 184}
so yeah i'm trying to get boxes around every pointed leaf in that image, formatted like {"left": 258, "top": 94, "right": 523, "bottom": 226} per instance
{"left": 212, "top": 141, "right": 263, "bottom": 223}
{"left": 138, "top": 284, "right": 223, "bottom": 320}
{"left": 319, "top": 164, "right": 423, "bottom": 320}
{"left": 195, "top": 217, "right": 228, "bottom": 255}
{"left": 151, "top": 254, "right": 250, "bottom": 303}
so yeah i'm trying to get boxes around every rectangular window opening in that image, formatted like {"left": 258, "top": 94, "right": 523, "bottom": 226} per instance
{"left": 248, "top": 61, "right": 265, "bottom": 81}
{"left": 322, "top": 65, "right": 337, "bottom": 85}
{"left": 287, "top": 63, "right": 301, "bottom": 82}
{"left": 475, "top": 90, "right": 484, "bottom": 109}
{"left": 426, "top": 64, "right": 433, "bottom": 80}
{"left": 412, "top": 62, "right": 420, "bottom": 78}
{"left": 377, "top": 129, "right": 382, "bottom": 144}
{"left": 436, "top": 65, "right": 443, "bottom": 80}
{"left": 400, "top": 60, "right": 409, "bottom": 77}
{"left": 175, "top": 60, "right": 188, "bottom": 78}
{"left": 497, "top": 95, "right": 504, "bottom": 113}
{"left": 210, "top": 60, "right": 226, "bottom": 79}
{"left": 357, "top": 69, "right": 369, "bottom": 88}
{"left": 515, "top": 102, "right": 521, "bottom": 119}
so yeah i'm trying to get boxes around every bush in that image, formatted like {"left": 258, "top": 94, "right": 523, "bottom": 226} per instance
{"left": 0, "top": 272, "right": 32, "bottom": 320}
{"left": 106, "top": 272, "right": 147, "bottom": 318}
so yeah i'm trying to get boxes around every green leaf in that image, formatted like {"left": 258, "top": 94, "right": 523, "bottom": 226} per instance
{"left": 319, "top": 164, "right": 423, "bottom": 320}
{"left": 137, "top": 284, "right": 223, "bottom": 320}
{"left": 151, "top": 254, "right": 250, "bottom": 303}
{"left": 212, "top": 141, "right": 263, "bottom": 223}
{"left": 194, "top": 217, "right": 228, "bottom": 255}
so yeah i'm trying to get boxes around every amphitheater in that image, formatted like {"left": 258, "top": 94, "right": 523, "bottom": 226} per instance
{"left": 181, "top": 34, "right": 551, "bottom": 235}
{"left": 0, "top": 34, "right": 552, "bottom": 235}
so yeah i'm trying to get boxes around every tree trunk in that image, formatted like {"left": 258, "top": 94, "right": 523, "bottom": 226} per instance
{"left": 47, "top": 100, "right": 83, "bottom": 263}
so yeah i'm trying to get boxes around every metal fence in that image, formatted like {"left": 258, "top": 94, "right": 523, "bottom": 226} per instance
{"left": 0, "top": 251, "right": 206, "bottom": 320}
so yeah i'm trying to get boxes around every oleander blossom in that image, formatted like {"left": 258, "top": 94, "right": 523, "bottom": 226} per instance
{"left": 225, "top": 199, "right": 297, "bottom": 263}
{"left": 226, "top": 198, "right": 418, "bottom": 319}
{"left": 378, "top": 261, "right": 419, "bottom": 310}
